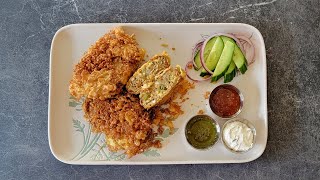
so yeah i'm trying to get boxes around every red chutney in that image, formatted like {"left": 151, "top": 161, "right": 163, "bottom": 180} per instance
{"left": 210, "top": 87, "right": 240, "bottom": 117}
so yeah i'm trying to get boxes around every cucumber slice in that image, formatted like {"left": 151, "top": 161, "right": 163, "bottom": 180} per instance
{"left": 233, "top": 45, "right": 247, "bottom": 74}
{"left": 221, "top": 36, "right": 247, "bottom": 74}
{"left": 203, "top": 37, "right": 218, "bottom": 61}
{"left": 211, "top": 64, "right": 230, "bottom": 82}
{"left": 224, "top": 60, "right": 236, "bottom": 83}
{"left": 211, "top": 41, "right": 235, "bottom": 82}
{"left": 200, "top": 36, "right": 224, "bottom": 77}
{"left": 193, "top": 51, "right": 201, "bottom": 71}
{"left": 237, "top": 61, "right": 247, "bottom": 74}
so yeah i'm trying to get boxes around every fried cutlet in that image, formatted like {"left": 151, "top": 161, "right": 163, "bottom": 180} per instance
{"left": 139, "top": 65, "right": 186, "bottom": 109}
{"left": 126, "top": 51, "right": 171, "bottom": 94}
{"left": 69, "top": 27, "right": 145, "bottom": 100}
{"left": 82, "top": 92, "right": 161, "bottom": 158}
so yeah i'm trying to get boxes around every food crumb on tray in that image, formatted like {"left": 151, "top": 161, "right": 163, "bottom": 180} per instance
{"left": 161, "top": 43, "right": 169, "bottom": 47}
{"left": 181, "top": 97, "right": 189, "bottom": 103}
{"left": 204, "top": 91, "right": 210, "bottom": 99}
{"left": 187, "top": 63, "right": 193, "bottom": 69}
{"left": 197, "top": 109, "right": 204, "bottom": 115}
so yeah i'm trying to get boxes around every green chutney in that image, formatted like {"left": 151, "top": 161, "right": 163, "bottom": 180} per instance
{"left": 185, "top": 115, "right": 218, "bottom": 149}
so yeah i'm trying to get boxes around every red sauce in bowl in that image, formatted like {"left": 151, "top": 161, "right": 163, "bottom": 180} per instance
{"left": 209, "top": 86, "right": 241, "bottom": 118}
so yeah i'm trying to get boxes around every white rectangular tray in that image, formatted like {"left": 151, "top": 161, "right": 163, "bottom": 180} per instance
{"left": 48, "top": 23, "right": 267, "bottom": 165}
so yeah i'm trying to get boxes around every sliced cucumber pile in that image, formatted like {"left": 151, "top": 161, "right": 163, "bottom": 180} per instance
{"left": 211, "top": 41, "right": 234, "bottom": 82}
{"left": 193, "top": 35, "right": 248, "bottom": 83}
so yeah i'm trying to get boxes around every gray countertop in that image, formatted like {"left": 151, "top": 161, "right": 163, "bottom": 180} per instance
{"left": 1, "top": 0, "right": 319, "bottom": 179}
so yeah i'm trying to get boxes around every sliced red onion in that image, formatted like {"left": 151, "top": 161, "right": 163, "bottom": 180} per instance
{"left": 192, "top": 41, "right": 203, "bottom": 58}
{"left": 185, "top": 61, "right": 211, "bottom": 82}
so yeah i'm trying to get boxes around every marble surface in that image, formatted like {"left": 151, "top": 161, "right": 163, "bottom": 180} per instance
{"left": 0, "top": 0, "right": 319, "bottom": 179}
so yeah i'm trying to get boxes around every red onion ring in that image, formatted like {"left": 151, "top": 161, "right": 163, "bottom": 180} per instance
{"left": 192, "top": 41, "right": 204, "bottom": 57}
{"left": 185, "top": 61, "right": 211, "bottom": 82}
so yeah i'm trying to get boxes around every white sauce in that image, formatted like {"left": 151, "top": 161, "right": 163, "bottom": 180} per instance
{"left": 223, "top": 121, "right": 254, "bottom": 152}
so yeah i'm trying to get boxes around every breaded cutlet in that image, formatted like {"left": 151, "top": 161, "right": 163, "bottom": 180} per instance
{"left": 69, "top": 27, "right": 145, "bottom": 100}
{"left": 126, "top": 51, "right": 171, "bottom": 95}
{"left": 139, "top": 65, "right": 186, "bottom": 109}
{"left": 82, "top": 91, "right": 161, "bottom": 158}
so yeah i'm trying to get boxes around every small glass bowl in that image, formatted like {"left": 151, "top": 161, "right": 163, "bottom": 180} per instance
{"left": 209, "top": 84, "right": 244, "bottom": 119}
{"left": 221, "top": 118, "right": 256, "bottom": 154}
{"left": 184, "top": 115, "right": 220, "bottom": 151}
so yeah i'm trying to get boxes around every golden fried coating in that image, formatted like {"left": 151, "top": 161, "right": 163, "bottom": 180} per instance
{"left": 69, "top": 27, "right": 145, "bottom": 100}
{"left": 82, "top": 92, "right": 161, "bottom": 158}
